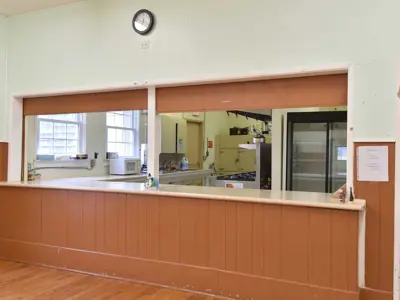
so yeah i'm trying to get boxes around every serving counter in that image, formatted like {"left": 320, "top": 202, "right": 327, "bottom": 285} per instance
{"left": 0, "top": 179, "right": 365, "bottom": 300}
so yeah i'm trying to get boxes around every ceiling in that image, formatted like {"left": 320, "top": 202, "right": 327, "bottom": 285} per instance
{"left": 0, "top": 0, "right": 85, "bottom": 15}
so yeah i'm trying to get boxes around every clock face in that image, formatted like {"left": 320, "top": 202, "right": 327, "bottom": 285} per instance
{"left": 133, "top": 9, "right": 154, "bottom": 35}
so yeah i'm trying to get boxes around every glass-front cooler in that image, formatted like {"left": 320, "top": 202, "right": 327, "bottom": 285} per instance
{"left": 286, "top": 111, "right": 347, "bottom": 193}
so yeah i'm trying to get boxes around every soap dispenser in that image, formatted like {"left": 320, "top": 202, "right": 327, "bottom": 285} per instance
{"left": 349, "top": 187, "right": 354, "bottom": 202}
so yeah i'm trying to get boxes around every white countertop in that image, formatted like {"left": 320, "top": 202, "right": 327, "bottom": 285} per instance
{"left": 94, "top": 169, "right": 213, "bottom": 182}
{"left": 0, "top": 175, "right": 365, "bottom": 211}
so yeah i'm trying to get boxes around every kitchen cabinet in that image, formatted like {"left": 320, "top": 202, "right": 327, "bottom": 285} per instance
{"left": 161, "top": 116, "right": 176, "bottom": 153}
{"left": 217, "top": 149, "right": 256, "bottom": 174}
{"left": 176, "top": 118, "right": 187, "bottom": 154}
{"left": 217, "top": 149, "right": 242, "bottom": 174}
{"left": 161, "top": 115, "right": 187, "bottom": 154}
{"left": 238, "top": 149, "right": 257, "bottom": 172}
{"left": 216, "top": 135, "right": 255, "bottom": 174}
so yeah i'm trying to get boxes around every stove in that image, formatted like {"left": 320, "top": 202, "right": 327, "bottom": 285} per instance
{"left": 210, "top": 171, "right": 259, "bottom": 189}
{"left": 217, "top": 172, "right": 256, "bottom": 182}
{"left": 210, "top": 143, "right": 272, "bottom": 190}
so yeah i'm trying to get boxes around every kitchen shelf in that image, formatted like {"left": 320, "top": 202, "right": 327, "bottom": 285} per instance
{"left": 239, "top": 144, "right": 256, "bottom": 150}
{"left": 293, "top": 159, "right": 325, "bottom": 163}
{"left": 294, "top": 141, "right": 326, "bottom": 144}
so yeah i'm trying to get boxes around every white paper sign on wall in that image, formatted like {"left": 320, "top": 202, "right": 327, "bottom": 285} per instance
{"left": 357, "top": 146, "right": 389, "bottom": 182}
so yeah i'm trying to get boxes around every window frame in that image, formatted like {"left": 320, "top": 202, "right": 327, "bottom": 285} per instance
{"left": 106, "top": 111, "right": 140, "bottom": 158}
{"left": 36, "top": 113, "right": 86, "bottom": 159}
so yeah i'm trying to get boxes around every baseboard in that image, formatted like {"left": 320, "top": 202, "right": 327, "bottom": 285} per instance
{"left": 0, "top": 239, "right": 359, "bottom": 300}
{"left": 360, "top": 288, "right": 393, "bottom": 300}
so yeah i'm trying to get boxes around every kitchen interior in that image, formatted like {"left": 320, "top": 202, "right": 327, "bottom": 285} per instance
{"left": 24, "top": 106, "right": 347, "bottom": 193}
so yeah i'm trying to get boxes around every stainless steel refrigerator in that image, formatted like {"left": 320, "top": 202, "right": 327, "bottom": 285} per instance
{"left": 286, "top": 111, "right": 347, "bottom": 193}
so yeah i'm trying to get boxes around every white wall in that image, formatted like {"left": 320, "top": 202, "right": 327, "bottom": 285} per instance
{"left": 3, "top": 0, "right": 400, "bottom": 143}
{"left": 0, "top": 15, "right": 7, "bottom": 142}
{"left": 352, "top": 60, "right": 399, "bottom": 140}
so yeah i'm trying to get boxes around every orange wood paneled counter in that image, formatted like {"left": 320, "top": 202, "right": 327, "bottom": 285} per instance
{"left": 0, "top": 181, "right": 365, "bottom": 300}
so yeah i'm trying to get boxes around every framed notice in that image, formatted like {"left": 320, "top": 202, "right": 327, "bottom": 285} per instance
{"left": 357, "top": 146, "right": 389, "bottom": 182}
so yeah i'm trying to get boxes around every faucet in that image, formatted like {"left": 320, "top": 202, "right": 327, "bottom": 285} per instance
{"left": 167, "top": 161, "right": 173, "bottom": 170}
{"left": 160, "top": 160, "right": 167, "bottom": 171}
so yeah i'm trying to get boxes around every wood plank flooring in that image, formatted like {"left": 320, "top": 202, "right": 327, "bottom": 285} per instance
{"left": 0, "top": 260, "right": 219, "bottom": 299}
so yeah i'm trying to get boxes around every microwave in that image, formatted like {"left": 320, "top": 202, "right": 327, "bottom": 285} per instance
{"left": 109, "top": 158, "right": 141, "bottom": 175}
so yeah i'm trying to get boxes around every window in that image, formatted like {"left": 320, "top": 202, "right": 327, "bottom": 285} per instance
{"left": 107, "top": 111, "right": 139, "bottom": 157}
{"left": 37, "top": 114, "right": 85, "bottom": 158}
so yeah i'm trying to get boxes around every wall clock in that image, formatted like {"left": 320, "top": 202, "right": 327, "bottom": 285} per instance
{"left": 132, "top": 9, "right": 155, "bottom": 35}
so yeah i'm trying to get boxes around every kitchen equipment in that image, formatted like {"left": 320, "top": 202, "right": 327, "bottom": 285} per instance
{"left": 225, "top": 182, "right": 244, "bottom": 188}
{"left": 229, "top": 127, "right": 248, "bottom": 136}
{"left": 75, "top": 154, "right": 88, "bottom": 160}
{"left": 106, "top": 152, "right": 119, "bottom": 159}
{"left": 109, "top": 157, "right": 141, "bottom": 175}
{"left": 180, "top": 157, "right": 189, "bottom": 170}
{"left": 286, "top": 111, "right": 347, "bottom": 193}
{"left": 210, "top": 171, "right": 258, "bottom": 189}
{"left": 211, "top": 143, "right": 272, "bottom": 190}
{"left": 253, "top": 134, "right": 265, "bottom": 143}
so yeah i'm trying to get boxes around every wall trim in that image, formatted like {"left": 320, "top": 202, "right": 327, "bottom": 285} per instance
{"left": 352, "top": 138, "right": 396, "bottom": 143}
{"left": 12, "top": 64, "right": 350, "bottom": 99}
{"left": 394, "top": 82, "right": 400, "bottom": 300}
{"left": 360, "top": 288, "right": 393, "bottom": 300}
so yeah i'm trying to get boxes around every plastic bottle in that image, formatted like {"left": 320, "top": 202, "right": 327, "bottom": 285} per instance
{"left": 349, "top": 187, "right": 354, "bottom": 202}
{"left": 180, "top": 157, "right": 189, "bottom": 170}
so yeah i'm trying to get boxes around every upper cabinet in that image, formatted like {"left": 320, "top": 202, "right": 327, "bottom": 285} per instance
{"left": 176, "top": 118, "right": 187, "bottom": 154}
{"left": 215, "top": 135, "right": 254, "bottom": 174}
{"left": 160, "top": 115, "right": 187, "bottom": 154}
{"left": 161, "top": 116, "right": 176, "bottom": 153}
{"left": 215, "top": 135, "right": 271, "bottom": 174}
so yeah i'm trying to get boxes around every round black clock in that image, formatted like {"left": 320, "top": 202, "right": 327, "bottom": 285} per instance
{"left": 132, "top": 9, "right": 155, "bottom": 35}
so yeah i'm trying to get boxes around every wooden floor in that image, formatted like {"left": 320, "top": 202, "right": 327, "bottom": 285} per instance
{"left": 0, "top": 260, "right": 219, "bottom": 300}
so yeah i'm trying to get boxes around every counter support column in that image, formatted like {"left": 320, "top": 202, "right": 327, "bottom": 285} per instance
{"left": 271, "top": 109, "right": 283, "bottom": 190}
{"left": 147, "top": 86, "right": 160, "bottom": 179}
{"left": 0, "top": 142, "right": 8, "bottom": 181}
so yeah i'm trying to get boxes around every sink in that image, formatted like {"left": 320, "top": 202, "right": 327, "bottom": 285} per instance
{"left": 160, "top": 169, "right": 195, "bottom": 174}
{"left": 159, "top": 170, "right": 177, "bottom": 174}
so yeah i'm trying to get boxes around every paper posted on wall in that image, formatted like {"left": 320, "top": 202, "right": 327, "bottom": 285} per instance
{"left": 224, "top": 182, "right": 244, "bottom": 188}
{"left": 357, "top": 146, "right": 389, "bottom": 182}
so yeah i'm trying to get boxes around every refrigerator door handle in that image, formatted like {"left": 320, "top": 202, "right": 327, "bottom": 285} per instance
{"left": 326, "top": 123, "right": 333, "bottom": 193}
